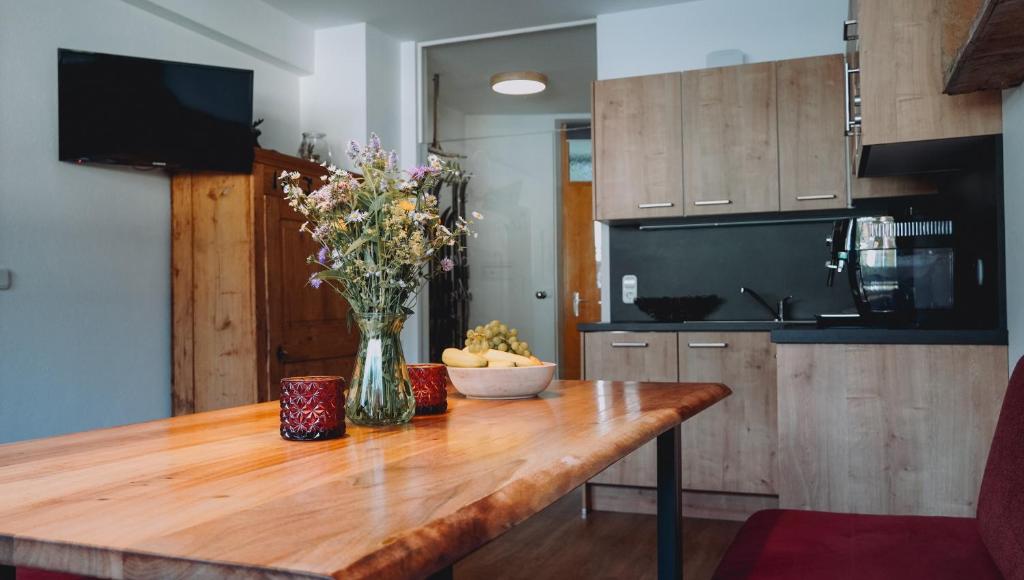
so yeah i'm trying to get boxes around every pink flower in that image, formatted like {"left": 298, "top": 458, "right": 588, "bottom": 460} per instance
{"left": 440, "top": 258, "right": 455, "bottom": 272}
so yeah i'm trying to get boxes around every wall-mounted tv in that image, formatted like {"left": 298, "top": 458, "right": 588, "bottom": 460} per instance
{"left": 58, "top": 49, "right": 254, "bottom": 172}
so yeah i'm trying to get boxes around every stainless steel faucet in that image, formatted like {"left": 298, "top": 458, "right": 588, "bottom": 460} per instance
{"left": 740, "top": 287, "right": 793, "bottom": 322}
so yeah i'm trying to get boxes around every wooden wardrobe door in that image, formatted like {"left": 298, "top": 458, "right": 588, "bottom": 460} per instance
{"left": 262, "top": 166, "right": 359, "bottom": 401}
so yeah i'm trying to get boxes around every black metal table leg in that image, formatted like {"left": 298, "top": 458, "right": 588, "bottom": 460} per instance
{"left": 657, "top": 425, "right": 682, "bottom": 580}
{"left": 427, "top": 564, "right": 453, "bottom": 580}
{"left": 0, "top": 564, "right": 15, "bottom": 580}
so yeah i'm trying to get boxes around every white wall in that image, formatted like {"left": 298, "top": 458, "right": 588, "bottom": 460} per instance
{"left": 458, "top": 114, "right": 587, "bottom": 363}
{"left": 0, "top": 0, "right": 304, "bottom": 443}
{"left": 597, "top": 0, "right": 847, "bottom": 79}
{"left": 1004, "top": 86, "right": 1024, "bottom": 371}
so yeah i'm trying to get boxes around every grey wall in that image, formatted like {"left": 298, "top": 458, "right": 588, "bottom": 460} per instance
{"left": 1005, "top": 86, "right": 1024, "bottom": 371}
{"left": 0, "top": 0, "right": 302, "bottom": 443}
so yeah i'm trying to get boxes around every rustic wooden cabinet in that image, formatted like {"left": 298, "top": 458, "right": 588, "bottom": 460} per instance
{"left": 777, "top": 343, "right": 1008, "bottom": 517}
{"left": 583, "top": 332, "right": 678, "bottom": 487}
{"left": 857, "top": 0, "right": 1001, "bottom": 150}
{"left": 172, "top": 149, "right": 359, "bottom": 415}
{"left": 682, "top": 62, "right": 779, "bottom": 216}
{"left": 593, "top": 73, "right": 684, "bottom": 221}
{"left": 678, "top": 333, "right": 777, "bottom": 495}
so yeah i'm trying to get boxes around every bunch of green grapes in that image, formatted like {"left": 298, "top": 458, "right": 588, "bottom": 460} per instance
{"left": 464, "top": 319, "right": 531, "bottom": 357}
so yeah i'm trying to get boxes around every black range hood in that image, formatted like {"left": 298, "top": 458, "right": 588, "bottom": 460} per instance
{"left": 857, "top": 134, "right": 1001, "bottom": 177}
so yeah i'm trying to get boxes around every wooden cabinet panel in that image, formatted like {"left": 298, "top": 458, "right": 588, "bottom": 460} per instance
{"left": 682, "top": 63, "right": 779, "bottom": 216}
{"left": 678, "top": 333, "right": 777, "bottom": 494}
{"left": 858, "top": 0, "right": 1001, "bottom": 147}
{"left": 777, "top": 344, "right": 1008, "bottom": 516}
{"left": 777, "top": 55, "right": 847, "bottom": 211}
{"left": 593, "top": 73, "right": 684, "bottom": 221}
{"left": 584, "top": 332, "right": 678, "bottom": 487}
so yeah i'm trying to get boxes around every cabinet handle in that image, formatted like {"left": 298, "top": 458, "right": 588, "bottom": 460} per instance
{"left": 687, "top": 342, "right": 728, "bottom": 348}
{"left": 795, "top": 194, "right": 838, "bottom": 201}
{"left": 844, "top": 61, "right": 861, "bottom": 136}
{"left": 637, "top": 202, "right": 674, "bottom": 209}
{"left": 694, "top": 199, "right": 732, "bottom": 206}
{"left": 611, "top": 341, "right": 649, "bottom": 348}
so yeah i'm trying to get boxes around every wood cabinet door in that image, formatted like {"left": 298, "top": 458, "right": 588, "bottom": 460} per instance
{"left": 777, "top": 344, "right": 1008, "bottom": 517}
{"left": 858, "top": 0, "right": 1001, "bottom": 147}
{"left": 777, "top": 55, "right": 847, "bottom": 212}
{"left": 678, "top": 333, "right": 777, "bottom": 494}
{"left": 682, "top": 63, "right": 779, "bottom": 216}
{"left": 260, "top": 165, "right": 360, "bottom": 402}
{"left": 584, "top": 332, "right": 678, "bottom": 487}
{"left": 593, "top": 73, "right": 684, "bottom": 221}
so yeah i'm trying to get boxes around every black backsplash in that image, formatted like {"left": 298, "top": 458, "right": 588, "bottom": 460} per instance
{"left": 610, "top": 220, "right": 857, "bottom": 322}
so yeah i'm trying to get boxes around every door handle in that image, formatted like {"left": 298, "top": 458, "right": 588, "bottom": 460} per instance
{"left": 573, "top": 291, "right": 588, "bottom": 318}
{"left": 276, "top": 345, "right": 289, "bottom": 364}
{"left": 795, "top": 194, "right": 838, "bottom": 201}
{"left": 611, "top": 341, "right": 649, "bottom": 348}
{"left": 637, "top": 202, "right": 674, "bottom": 209}
{"left": 687, "top": 342, "right": 728, "bottom": 348}
{"left": 693, "top": 199, "right": 732, "bottom": 206}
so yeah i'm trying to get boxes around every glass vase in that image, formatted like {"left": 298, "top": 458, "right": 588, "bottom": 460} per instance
{"left": 346, "top": 312, "right": 415, "bottom": 426}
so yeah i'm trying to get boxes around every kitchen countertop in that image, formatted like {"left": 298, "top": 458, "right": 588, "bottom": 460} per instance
{"left": 577, "top": 321, "right": 1008, "bottom": 345}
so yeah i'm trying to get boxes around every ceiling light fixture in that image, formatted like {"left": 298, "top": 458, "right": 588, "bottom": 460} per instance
{"left": 490, "top": 71, "right": 547, "bottom": 95}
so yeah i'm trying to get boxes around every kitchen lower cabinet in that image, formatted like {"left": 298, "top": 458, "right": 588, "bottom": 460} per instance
{"left": 777, "top": 343, "right": 1008, "bottom": 517}
{"left": 583, "top": 332, "right": 678, "bottom": 487}
{"left": 682, "top": 62, "right": 779, "bottom": 216}
{"left": 678, "top": 333, "right": 777, "bottom": 494}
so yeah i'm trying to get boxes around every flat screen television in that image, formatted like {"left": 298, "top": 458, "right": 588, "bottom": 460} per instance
{"left": 58, "top": 49, "right": 254, "bottom": 172}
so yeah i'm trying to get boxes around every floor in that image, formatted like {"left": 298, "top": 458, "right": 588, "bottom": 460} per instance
{"left": 456, "top": 489, "right": 742, "bottom": 580}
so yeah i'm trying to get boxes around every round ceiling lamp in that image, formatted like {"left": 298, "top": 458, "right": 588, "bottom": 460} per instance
{"left": 490, "top": 71, "right": 548, "bottom": 95}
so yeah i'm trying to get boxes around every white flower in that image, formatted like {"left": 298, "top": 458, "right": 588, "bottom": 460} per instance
{"left": 428, "top": 154, "right": 442, "bottom": 170}
{"left": 471, "top": 211, "right": 484, "bottom": 220}
{"left": 346, "top": 210, "right": 368, "bottom": 223}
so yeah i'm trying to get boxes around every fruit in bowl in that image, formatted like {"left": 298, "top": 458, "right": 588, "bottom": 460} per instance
{"left": 441, "top": 347, "right": 555, "bottom": 399}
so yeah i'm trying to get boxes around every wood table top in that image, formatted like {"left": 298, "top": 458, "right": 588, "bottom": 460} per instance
{"left": 0, "top": 380, "right": 729, "bottom": 579}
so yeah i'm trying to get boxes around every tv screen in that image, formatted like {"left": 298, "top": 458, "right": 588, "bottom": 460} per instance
{"left": 58, "top": 49, "right": 254, "bottom": 172}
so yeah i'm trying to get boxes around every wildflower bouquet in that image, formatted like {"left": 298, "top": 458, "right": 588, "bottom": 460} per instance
{"left": 279, "top": 133, "right": 477, "bottom": 426}
{"left": 279, "top": 133, "right": 475, "bottom": 316}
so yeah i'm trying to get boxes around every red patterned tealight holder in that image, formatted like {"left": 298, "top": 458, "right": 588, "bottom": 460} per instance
{"left": 408, "top": 364, "right": 448, "bottom": 415}
{"left": 280, "top": 376, "right": 345, "bottom": 441}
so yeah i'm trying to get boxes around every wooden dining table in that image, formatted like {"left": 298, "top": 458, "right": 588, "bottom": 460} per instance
{"left": 0, "top": 380, "right": 729, "bottom": 580}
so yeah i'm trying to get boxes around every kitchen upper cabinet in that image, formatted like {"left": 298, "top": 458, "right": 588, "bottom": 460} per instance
{"left": 776, "top": 55, "right": 847, "bottom": 211}
{"left": 857, "top": 0, "right": 1001, "bottom": 149}
{"left": 584, "top": 332, "right": 678, "bottom": 487}
{"left": 682, "top": 62, "right": 779, "bottom": 216}
{"left": 679, "top": 333, "right": 777, "bottom": 495}
{"left": 593, "top": 73, "right": 684, "bottom": 221}
{"left": 777, "top": 343, "right": 1008, "bottom": 517}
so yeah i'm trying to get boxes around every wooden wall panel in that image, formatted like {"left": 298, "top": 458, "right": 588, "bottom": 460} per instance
{"left": 777, "top": 344, "right": 1008, "bottom": 516}
{"left": 190, "top": 174, "right": 258, "bottom": 412}
{"left": 170, "top": 175, "right": 194, "bottom": 416}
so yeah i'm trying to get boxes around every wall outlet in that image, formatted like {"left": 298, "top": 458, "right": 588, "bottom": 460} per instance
{"left": 622, "top": 274, "right": 637, "bottom": 304}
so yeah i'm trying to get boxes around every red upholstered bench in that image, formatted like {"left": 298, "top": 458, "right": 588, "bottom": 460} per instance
{"left": 713, "top": 357, "right": 1024, "bottom": 580}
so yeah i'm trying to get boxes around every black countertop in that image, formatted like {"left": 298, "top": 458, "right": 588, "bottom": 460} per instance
{"left": 577, "top": 321, "right": 1008, "bottom": 345}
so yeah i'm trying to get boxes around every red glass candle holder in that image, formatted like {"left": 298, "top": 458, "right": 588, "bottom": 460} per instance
{"left": 408, "top": 364, "right": 448, "bottom": 415}
{"left": 279, "top": 376, "right": 345, "bottom": 441}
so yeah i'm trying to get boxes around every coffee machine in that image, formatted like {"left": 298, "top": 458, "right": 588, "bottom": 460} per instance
{"left": 826, "top": 216, "right": 956, "bottom": 326}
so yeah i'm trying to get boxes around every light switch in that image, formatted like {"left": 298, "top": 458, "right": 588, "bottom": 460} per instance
{"left": 622, "top": 274, "right": 637, "bottom": 304}
{"left": 0, "top": 269, "right": 11, "bottom": 290}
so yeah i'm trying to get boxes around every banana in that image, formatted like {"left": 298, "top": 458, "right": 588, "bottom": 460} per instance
{"left": 442, "top": 348, "right": 487, "bottom": 368}
{"left": 487, "top": 360, "right": 516, "bottom": 368}
{"left": 482, "top": 349, "right": 540, "bottom": 367}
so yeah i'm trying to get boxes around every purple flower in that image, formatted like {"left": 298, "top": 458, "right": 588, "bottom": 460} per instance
{"left": 346, "top": 139, "right": 361, "bottom": 160}
{"left": 386, "top": 150, "right": 399, "bottom": 170}
{"left": 440, "top": 257, "right": 455, "bottom": 272}
{"left": 368, "top": 132, "right": 381, "bottom": 152}
{"left": 309, "top": 273, "right": 322, "bottom": 289}
{"left": 316, "top": 247, "right": 328, "bottom": 264}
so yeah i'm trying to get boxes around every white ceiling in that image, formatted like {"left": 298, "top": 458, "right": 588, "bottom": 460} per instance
{"left": 264, "top": 0, "right": 692, "bottom": 41}
{"left": 426, "top": 25, "right": 596, "bottom": 115}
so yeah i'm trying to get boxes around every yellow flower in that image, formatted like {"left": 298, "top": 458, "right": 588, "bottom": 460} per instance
{"left": 398, "top": 199, "right": 416, "bottom": 212}
{"left": 335, "top": 218, "right": 348, "bottom": 231}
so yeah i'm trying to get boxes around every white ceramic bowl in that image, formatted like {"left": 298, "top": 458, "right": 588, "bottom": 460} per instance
{"left": 446, "top": 362, "right": 557, "bottom": 400}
